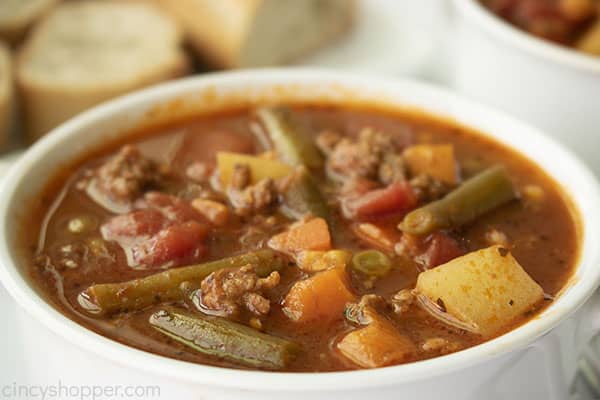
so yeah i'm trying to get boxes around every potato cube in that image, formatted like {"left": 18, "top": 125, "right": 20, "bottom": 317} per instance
{"left": 403, "top": 144, "right": 458, "bottom": 184}
{"left": 416, "top": 245, "right": 544, "bottom": 337}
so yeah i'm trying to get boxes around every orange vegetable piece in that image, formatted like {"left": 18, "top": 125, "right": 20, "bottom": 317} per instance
{"left": 268, "top": 218, "right": 331, "bottom": 254}
{"left": 337, "top": 318, "right": 416, "bottom": 368}
{"left": 283, "top": 266, "right": 355, "bottom": 323}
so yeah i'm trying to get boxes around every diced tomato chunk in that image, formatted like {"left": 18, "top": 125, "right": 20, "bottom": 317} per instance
{"left": 101, "top": 209, "right": 167, "bottom": 240}
{"left": 101, "top": 192, "right": 211, "bottom": 269}
{"left": 137, "top": 192, "right": 204, "bottom": 223}
{"left": 398, "top": 232, "right": 464, "bottom": 270}
{"left": 130, "top": 221, "right": 209, "bottom": 269}
{"left": 342, "top": 182, "right": 417, "bottom": 219}
{"left": 417, "top": 232, "right": 465, "bottom": 269}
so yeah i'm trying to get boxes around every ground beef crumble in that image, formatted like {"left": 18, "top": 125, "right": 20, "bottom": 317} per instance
{"left": 88, "top": 145, "right": 165, "bottom": 210}
{"left": 199, "top": 264, "right": 281, "bottom": 317}
{"left": 324, "top": 128, "right": 407, "bottom": 185}
{"left": 226, "top": 163, "right": 279, "bottom": 216}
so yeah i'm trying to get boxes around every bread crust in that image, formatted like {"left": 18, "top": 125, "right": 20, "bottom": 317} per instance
{"left": 16, "top": 1, "right": 189, "bottom": 142}
{"left": 158, "top": 0, "right": 355, "bottom": 68}
{"left": 0, "top": 0, "right": 60, "bottom": 44}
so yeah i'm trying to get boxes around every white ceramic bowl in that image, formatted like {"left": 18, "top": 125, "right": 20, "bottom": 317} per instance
{"left": 449, "top": 0, "right": 600, "bottom": 177}
{"left": 1, "top": 70, "right": 600, "bottom": 400}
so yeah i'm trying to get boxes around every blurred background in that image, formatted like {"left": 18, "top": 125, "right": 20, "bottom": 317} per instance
{"left": 0, "top": 0, "right": 450, "bottom": 152}
{"left": 3, "top": 0, "right": 600, "bottom": 158}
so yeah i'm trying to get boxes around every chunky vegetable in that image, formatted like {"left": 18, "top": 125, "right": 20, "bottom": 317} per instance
{"left": 416, "top": 245, "right": 544, "bottom": 336}
{"left": 296, "top": 250, "right": 352, "bottom": 272}
{"left": 257, "top": 107, "right": 331, "bottom": 223}
{"left": 399, "top": 165, "right": 516, "bottom": 235}
{"left": 256, "top": 107, "right": 323, "bottom": 169}
{"left": 283, "top": 266, "right": 355, "bottom": 323}
{"left": 217, "top": 152, "right": 291, "bottom": 186}
{"left": 150, "top": 309, "right": 300, "bottom": 370}
{"left": 351, "top": 250, "right": 392, "bottom": 277}
{"left": 403, "top": 144, "right": 459, "bottom": 185}
{"left": 399, "top": 232, "right": 465, "bottom": 269}
{"left": 343, "top": 182, "right": 417, "bottom": 219}
{"left": 280, "top": 167, "right": 330, "bottom": 221}
{"left": 337, "top": 309, "right": 415, "bottom": 368}
{"left": 268, "top": 218, "right": 331, "bottom": 254}
{"left": 79, "top": 250, "right": 284, "bottom": 315}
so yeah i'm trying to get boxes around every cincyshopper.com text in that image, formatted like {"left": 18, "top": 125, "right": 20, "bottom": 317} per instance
{"left": 2, "top": 381, "right": 161, "bottom": 400}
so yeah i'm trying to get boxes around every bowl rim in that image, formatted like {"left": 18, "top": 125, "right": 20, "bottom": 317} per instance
{"left": 1, "top": 68, "right": 600, "bottom": 391}
{"left": 453, "top": 0, "right": 600, "bottom": 73}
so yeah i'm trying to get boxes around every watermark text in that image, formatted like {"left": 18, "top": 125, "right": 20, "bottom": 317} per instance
{"left": 2, "top": 381, "right": 161, "bottom": 400}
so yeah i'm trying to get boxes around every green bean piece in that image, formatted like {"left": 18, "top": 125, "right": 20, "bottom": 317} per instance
{"left": 399, "top": 165, "right": 517, "bottom": 236}
{"left": 79, "top": 250, "right": 284, "bottom": 316}
{"left": 280, "top": 167, "right": 330, "bottom": 221}
{"left": 150, "top": 309, "right": 301, "bottom": 370}
{"left": 256, "top": 107, "right": 323, "bottom": 169}
{"left": 351, "top": 250, "right": 392, "bottom": 277}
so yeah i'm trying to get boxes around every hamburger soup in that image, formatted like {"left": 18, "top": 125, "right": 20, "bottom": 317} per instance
{"left": 21, "top": 104, "right": 579, "bottom": 372}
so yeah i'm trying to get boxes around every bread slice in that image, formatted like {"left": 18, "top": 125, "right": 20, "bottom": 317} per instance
{"left": 17, "top": 0, "right": 189, "bottom": 142}
{"left": 0, "top": 0, "right": 60, "bottom": 44}
{"left": 158, "top": 0, "right": 356, "bottom": 68}
{"left": 0, "top": 42, "right": 13, "bottom": 150}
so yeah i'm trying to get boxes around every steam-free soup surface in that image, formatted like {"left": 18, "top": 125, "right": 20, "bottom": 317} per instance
{"left": 22, "top": 104, "right": 578, "bottom": 372}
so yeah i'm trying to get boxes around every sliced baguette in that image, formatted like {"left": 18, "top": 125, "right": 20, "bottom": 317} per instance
{"left": 0, "top": 42, "right": 13, "bottom": 150}
{"left": 0, "top": 0, "right": 60, "bottom": 44}
{"left": 158, "top": 0, "right": 356, "bottom": 68}
{"left": 17, "top": 0, "right": 189, "bottom": 142}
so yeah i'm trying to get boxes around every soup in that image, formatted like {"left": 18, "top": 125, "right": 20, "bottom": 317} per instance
{"left": 480, "top": 0, "right": 600, "bottom": 56}
{"left": 21, "top": 104, "right": 579, "bottom": 371}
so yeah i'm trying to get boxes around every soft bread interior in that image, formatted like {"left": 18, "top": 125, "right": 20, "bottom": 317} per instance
{"left": 17, "top": 0, "right": 188, "bottom": 141}
{"left": 18, "top": 1, "right": 187, "bottom": 90}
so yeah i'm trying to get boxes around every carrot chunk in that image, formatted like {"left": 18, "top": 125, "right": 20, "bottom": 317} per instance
{"left": 283, "top": 267, "right": 355, "bottom": 323}
{"left": 268, "top": 218, "right": 331, "bottom": 254}
{"left": 337, "top": 319, "right": 415, "bottom": 368}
